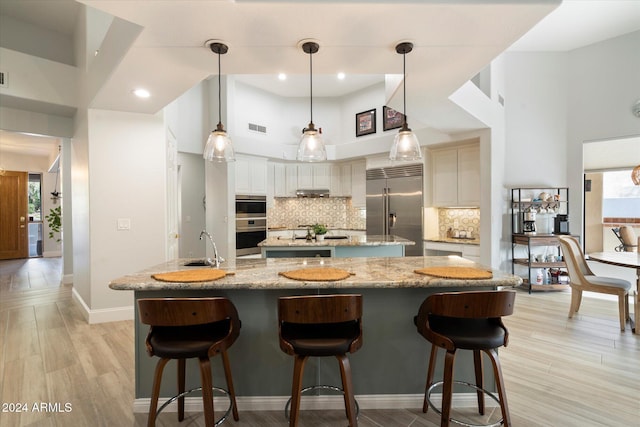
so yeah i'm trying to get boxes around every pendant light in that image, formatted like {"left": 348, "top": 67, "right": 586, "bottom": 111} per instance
{"left": 389, "top": 42, "right": 422, "bottom": 161}
{"left": 203, "top": 41, "right": 235, "bottom": 162}
{"left": 297, "top": 40, "right": 327, "bottom": 162}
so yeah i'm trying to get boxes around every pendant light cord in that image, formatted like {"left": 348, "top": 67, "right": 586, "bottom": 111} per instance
{"left": 217, "top": 52, "right": 222, "bottom": 127}
{"left": 309, "top": 50, "right": 314, "bottom": 125}
{"left": 402, "top": 51, "right": 407, "bottom": 126}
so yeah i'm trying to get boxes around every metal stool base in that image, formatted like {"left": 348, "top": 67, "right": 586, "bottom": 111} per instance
{"left": 427, "top": 380, "right": 504, "bottom": 427}
{"left": 284, "top": 384, "right": 360, "bottom": 420}
{"left": 156, "top": 386, "right": 233, "bottom": 427}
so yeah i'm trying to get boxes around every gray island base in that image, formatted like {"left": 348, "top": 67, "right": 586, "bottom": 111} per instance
{"left": 109, "top": 256, "right": 522, "bottom": 412}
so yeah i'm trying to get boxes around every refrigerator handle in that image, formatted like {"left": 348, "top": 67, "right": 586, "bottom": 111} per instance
{"left": 383, "top": 187, "right": 389, "bottom": 235}
{"left": 389, "top": 212, "right": 397, "bottom": 229}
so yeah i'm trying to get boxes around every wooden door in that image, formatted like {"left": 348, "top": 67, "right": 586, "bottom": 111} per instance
{"left": 0, "top": 171, "right": 28, "bottom": 260}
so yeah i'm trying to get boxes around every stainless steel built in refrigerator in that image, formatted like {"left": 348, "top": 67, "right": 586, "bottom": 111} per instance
{"left": 366, "top": 164, "right": 423, "bottom": 256}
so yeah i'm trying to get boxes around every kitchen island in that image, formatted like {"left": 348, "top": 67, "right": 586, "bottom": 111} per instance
{"left": 259, "top": 234, "right": 414, "bottom": 258}
{"left": 109, "top": 256, "right": 521, "bottom": 411}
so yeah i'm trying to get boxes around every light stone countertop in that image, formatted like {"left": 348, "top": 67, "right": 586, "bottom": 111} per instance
{"left": 258, "top": 234, "right": 415, "bottom": 247}
{"left": 108, "top": 256, "right": 521, "bottom": 291}
{"left": 424, "top": 237, "right": 480, "bottom": 246}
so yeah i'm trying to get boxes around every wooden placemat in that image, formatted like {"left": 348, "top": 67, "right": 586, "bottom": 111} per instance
{"left": 152, "top": 269, "right": 234, "bottom": 283}
{"left": 279, "top": 267, "right": 354, "bottom": 282}
{"left": 414, "top": 266, "right": 493, "bottom": 280}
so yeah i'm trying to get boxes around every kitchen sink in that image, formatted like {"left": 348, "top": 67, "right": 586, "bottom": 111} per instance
{"left": 324, "top": 236, "right": 349, "bottom": 240}
{"left": 183, "top": 259, "right": 210, "bottom": 266}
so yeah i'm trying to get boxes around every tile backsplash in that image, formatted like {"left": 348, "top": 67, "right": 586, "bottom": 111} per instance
{"left": 268, "top": 198, "right": 366, "bottom": 230}
{"left": 438, "top": 208, "right": 480, "bottom": 239}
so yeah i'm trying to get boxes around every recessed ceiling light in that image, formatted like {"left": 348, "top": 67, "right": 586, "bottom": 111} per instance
{"left": 133, "top": 88, "right": 150, "bottom": 98}
{"left": 337, "top": 72, "right": 346, "bottom": 80}
{"left": 278, "top": 73, "right": 287, "bottom": 81}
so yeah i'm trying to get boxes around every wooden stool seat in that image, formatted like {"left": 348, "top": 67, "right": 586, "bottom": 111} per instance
{"left": 138, "top": 297, "right": 241, "bottom": 427}
{"left": 278, "top": 294, "right": 363, "bottom": 427}
{"left": 415, "top": 290, "right": 516, "bottom": 427}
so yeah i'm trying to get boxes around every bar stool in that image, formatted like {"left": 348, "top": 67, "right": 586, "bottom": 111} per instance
{"left": 278, "top": 294, "right": 363, "bottom": 427}
{"left": 414, "top": 290, "right": 516, "bottom": 427}
{"left": 137, "top": 297, "right": 241, "bottom": 427}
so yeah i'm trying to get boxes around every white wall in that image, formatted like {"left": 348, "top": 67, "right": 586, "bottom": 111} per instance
{"left": 69, "top": 108, "right": 167, "bottom": 321}
{"left": 500, "top": 30, "right": 640, "bottom": 274}
{"left": 566, "top": 30, "right": 640, "bottom": 237}
{"left": 165, "top": 81, "right": 209, "bottom": 155}
{"left": 178, "top": 152, "right": 206, "bottom": 258}
{"left": 504, "top": 51, "right": 568, "bottom": 188}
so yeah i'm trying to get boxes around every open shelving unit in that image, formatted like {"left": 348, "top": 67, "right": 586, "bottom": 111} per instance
{"left": 510, "top": 187, "right": 572, "bottom": 293}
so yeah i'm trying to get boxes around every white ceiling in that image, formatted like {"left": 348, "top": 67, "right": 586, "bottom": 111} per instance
{"left": 0, "top": 0, "right": 639, "bottom": 163}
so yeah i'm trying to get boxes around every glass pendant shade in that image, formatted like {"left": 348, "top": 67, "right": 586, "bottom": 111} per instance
{"left": 297, "top": 123, "right": 327, "bottom": 162}
{"left": 390, "top": 41, "right": 422, "bottom": 161}
{"left": 389, "top": 124, "right": 422, "bottom": 161}
{"left": 203, "top": 41, "right": 234, "bottom": 162}
{"left": 204, "top": 124, "right": 235, "bottom": 162}
{"left": 297, "top": 40, "right": 327, "bottom": 162}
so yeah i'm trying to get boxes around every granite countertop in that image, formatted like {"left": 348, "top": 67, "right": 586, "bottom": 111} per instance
{"left": 108, "top": 256, "right": 522, "bottom": 291}
{"left": 424, "top": 237, "right": 480, "bottom": 246}
{"left": 258, "top": 235, "right": 415, "bottom": 247}
{"left": 258, "top": 235, "right": 416, "bottom": 247}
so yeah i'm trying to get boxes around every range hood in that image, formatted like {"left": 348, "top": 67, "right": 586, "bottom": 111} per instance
{"left": 296, "top": 189, "right": 330, "bottom": 198}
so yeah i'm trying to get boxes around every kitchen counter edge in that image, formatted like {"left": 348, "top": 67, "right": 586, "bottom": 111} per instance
{"left": 108, "top": 256, "right": 521, "bottom": 291}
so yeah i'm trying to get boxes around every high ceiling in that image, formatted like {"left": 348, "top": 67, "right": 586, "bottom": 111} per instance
{"left": 0, "top": 0, "right": 639, "bottom": 161}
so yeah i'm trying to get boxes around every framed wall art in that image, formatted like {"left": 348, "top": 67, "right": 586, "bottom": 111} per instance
{"left": 383, "top": 105, "right": 404, "bottom": 131}
{"left": 355, "top": 109, "right": 376, "bottom": 137}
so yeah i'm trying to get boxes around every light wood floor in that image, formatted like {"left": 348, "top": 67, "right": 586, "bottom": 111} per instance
{"left": 0, "top": 257, "right": 638, "bottom": 427}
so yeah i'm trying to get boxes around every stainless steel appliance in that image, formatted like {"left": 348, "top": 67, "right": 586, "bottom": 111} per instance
{"left": 235, "top": 195, "right": 267, "bottom": 218}
{"left": 235, "top": 195, "right": 266, "bottom": 256}
{"left": 523, "top": 209, "right": 537, "bottom": 234}
{"left": 554, "top": 214, "right": 569, "bottom": 234}
{"left": 366, "top": 164, "right": 423, "bottom": 256}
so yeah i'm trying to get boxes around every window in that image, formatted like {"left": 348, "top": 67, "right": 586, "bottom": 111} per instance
{"left": 602, "top": 170, "right": 640, "bottom": 218}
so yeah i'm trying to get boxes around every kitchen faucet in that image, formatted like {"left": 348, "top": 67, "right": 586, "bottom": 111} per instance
{"left": 199, "top": 230, "right": 224, "bottom": 268}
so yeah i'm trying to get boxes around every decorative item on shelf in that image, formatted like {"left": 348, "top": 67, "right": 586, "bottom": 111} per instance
{"left": 312, "top": 223, "right": 328, "bottom": 241}
{"left": 355, "top": 109, "right": 376, "bottom": 137}
{"left": 203, "top": 40, "right": 235, "bottom": 162}
{"left": 297, "top": 40, "right": 327, "bottom": 162}
{"left": 389, "top": 42, "right": 422, "bottom": 161}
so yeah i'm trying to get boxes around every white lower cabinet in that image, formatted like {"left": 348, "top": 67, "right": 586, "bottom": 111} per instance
{"left": 423, "top": 241, "right": 480, "bottom": 263}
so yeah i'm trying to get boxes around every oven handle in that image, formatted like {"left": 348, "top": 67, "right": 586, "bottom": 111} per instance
{"left": 236, "top": 226, "right": 267, "bottom": 232}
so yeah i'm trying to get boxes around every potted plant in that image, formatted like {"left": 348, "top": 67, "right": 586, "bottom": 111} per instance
{"left": 45, "top": 205, "right": 62, "bottom": 242}
{"left": 312, "top": 223, "right": 328, "bottom": 241}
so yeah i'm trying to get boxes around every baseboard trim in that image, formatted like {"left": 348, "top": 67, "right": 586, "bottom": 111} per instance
{"left": 62, "top": 273, "right": 73, "bottom": 285}
{"left": 71, "top": 288, "right": 134, "bottom": 324}
{"left": 132, "top": 393, "right": 487, "bottom": 413}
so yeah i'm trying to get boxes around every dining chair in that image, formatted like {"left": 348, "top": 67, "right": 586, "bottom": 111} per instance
{"left": 558, "top": 236, "right": 631, "bottom": 331}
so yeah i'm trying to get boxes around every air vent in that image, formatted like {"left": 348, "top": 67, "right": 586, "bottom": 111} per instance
{"left": 248, "top": 123, "right": 267, "bottom": 134}
{"left": 366, "top": 164, "right": 423, "bottom": 180}
{"left": 0, "top": 72, "right": 6, "bottom": 88}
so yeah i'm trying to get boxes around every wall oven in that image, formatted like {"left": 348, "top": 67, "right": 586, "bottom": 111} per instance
{"left": 235, "top": 195, "right": 267, "bottom": 218}
{"left": 235, "top": 195, "right": 267, "bottom": 256}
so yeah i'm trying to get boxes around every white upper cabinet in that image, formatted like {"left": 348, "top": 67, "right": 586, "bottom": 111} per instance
{"left": 330, "top": 163, "right": 352, "bottom": 197}
{"left": 456, "top": 145, "right": 480, "bottom": 206}
{"left": 432, "top": 144, "right": 480, "bottom": 207}
{"left": 285, "top": 164, "right": 298, "bottom": 196}
{"left": 235, "top": 155, "right": 267, "bottom": 195}
{"left": 297, "top": 164, "right": 331, "bottom": 190}
{"left": 350, "top": 160, "right": 366, "bottom": 207}
{"left": 273, "top": 163, "right": 286, "bottom": 197}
